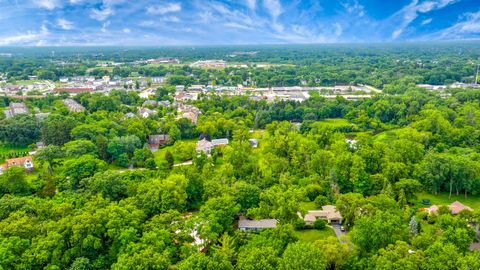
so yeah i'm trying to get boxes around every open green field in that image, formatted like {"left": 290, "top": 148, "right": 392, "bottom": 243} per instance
{"left": 295, "top": 228, "right": 336, "bottom": 243}
{"left": 0, "top": 144, "right": 32, "bottom": 163}
{"left": 415, "top": 192, "right": 480, "bottom": 211}
{"left": 299, "top": 201, "right": 318, "bottom": 211}
{"left": 317, "top": 118, "right": 352, "bottom": 127}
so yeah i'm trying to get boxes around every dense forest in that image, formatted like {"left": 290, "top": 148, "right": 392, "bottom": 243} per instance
{"left": 2, "top": 44, "right": 480, "bottom": 269}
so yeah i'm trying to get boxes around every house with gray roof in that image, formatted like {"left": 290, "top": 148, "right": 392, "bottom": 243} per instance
{"left": 238, "top": 216, "right": 277, "bottom": 232}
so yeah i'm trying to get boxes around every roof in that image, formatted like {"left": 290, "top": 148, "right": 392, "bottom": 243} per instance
{"left": 212, "top": 138, "right": 229, "bottom": 146}
{"left": 54, "top": 87, "right": 93, "bottom": 93}
{"left": 196, "top": 138, "right": 214, "bottom": 152}
{"left": 6, "top": 156, "right": 33, "bottom": 167}
{"left": 238, "top": 218, "right": 277, "bottom": 229}
{"left": 301, "top": 205, "right": 343, "bottom": 222}
{"left": 449, "top": 201, "right": 473, "bottom": 214}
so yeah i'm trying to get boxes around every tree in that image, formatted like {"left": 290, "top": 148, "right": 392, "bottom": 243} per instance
{"left": 372, "top": 241, "right": 426, "bottom": 270}
{"left": 62, "top": 139, "right": 97, "bottom": 158}
{"left": 0, "top": 115, "right": 39, "bottom": 145}
{"left": 280, "top": 242, "right": 326, "bottom": 270}
{"left": 135, "top": 174, "right": 188, "bottom": 216}
{"left": 62, "top": 155, "right": 107, "bottom": 189}
{"left": 0, "top": 166, "right": 30, "bottom": 195}
{"left": 41, "top": 114, "right": 76, "bottom": 146}
{"left": 350, "top": 211, "right": 408, "bottom": 254}
{"left": 197, "top": 195, "right": 241, "bottom": 242}
{"left": 165, "top": 150, "right": 174, "bottom": 169}
{"left": 314, "top": 237, "right": 349, "bottom": 270}
{"left": 236, "top": 247, "right": 279, "bottom": 270}
{"left": 35, "top": 145, "right": 64, "bottom": 174}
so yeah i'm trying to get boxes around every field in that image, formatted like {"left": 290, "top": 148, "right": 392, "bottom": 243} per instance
{"left": 0, "top": 144, "right": 32, "bottom": 163}
{"left": 415, "top": 192, "right": 480, "bottom": 211}
{"left": 295, "top": 228, "right": 336, "bottom": 243}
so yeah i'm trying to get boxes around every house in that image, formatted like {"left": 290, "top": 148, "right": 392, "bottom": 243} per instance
{"left": 62, "top": 99, "right": 85, "bottom": 112}
{"left": 449, "top": 201, "right": 473, "bottom": 214}
{"left": 249, "top": 138, "right": 259, "bottom": 148}
{"left": 142, "top": 100, "right": 158, "bottom": 107}
{"left": 423, "top": 201, "right": 473, "bottom": 215}
{"left": 137, "top": 107, "right": 158, "bottom": 118}
{"left": 5, "top": 102, "right": 29, "bottom": 118}
{"left": 238, "top": 216, "right": 277, "bottom": 232}
{"left": 148, "top": 135, "right": 170, "bottom": 150}
{"left": 211, "top": 138, "right": 229, "bottom": 147}
{"left": 0, "top": 156, "right": 34, "bottom": 174}
{"left": 196, "top": 138, "right": 214, "bottom": 154}
{"left": 177, "top": 105, "right": 201, "bottom": 124}
{"left": 300, "top": 205, "right": 343, "bottom": 225}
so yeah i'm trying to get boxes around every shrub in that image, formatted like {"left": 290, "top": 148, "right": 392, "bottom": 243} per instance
{"left": 313, "top": 219, "right": 326, "bottom": 230}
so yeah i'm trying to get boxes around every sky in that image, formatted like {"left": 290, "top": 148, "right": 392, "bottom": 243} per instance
{"left": 0, "top": 0, "right": 479, "bottom": 46}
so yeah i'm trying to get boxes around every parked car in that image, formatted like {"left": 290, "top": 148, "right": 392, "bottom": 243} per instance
{"left": 340, "top": 226, "right": 346, "bottom": 232}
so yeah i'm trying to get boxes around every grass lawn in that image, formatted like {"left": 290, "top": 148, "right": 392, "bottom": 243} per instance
{"left": 0, "top": 144, "right": 32, "bottom": 163}
{"left": 295, "top": 228, "right": 336, "bottom": 243}
{"left": 316, "top": 118, "right": 352, "bottom": 127}
{"left": 299, "top": 201, "right": 318, "bottom": 211}
{"left": 415, "top": 192, "right": 480, "bottom": 211}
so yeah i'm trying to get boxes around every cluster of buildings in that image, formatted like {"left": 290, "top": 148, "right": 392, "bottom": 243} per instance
{"left": 172, "top": 84, "right": 377, "bottom": 103}
{"left": 176, "top": 104, "right": 201, "bottom": 124}
{"left": 134, "top": 57, "right": 180, "bottom": 65}
{"left": 190, "top": 60, "right": 226, "bottom": 69}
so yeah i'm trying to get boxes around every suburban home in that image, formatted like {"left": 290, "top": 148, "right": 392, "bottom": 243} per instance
{"left": 53, "top": 87, "right": 94, "bottom": 95}
{"left": 62, "top": 99, "right": 85, "bottom": 112}
{"left": 300, "top": 205, "right": 343, "bottom": 225}
{"left": 148, "top": 134, "right": 170, "bottom": 150}
{"left": 137, "top": 107, "right": 158, "bottom": 118}
{"left": 142, "top": 100, "right": 158, "bottom": 107}
{"left": 177, "top": 105, "right": 201, "bottom": 124}
{"left": 449, "top": 201, "right": 473, "bottom": 214}
{"left": 5, "top": 102, "right": 29, "bottom": 118}
{"left": 196, "top": 138, "right": 214, "bottom": 154}
{"left": 238, "top": 216, "right": 277, "bottom": 232}
{"left": 0, "top": 156, "right": 34, "bottom": 175}
{"left": 424, "top": 201, "right": 473, "bottom": 215}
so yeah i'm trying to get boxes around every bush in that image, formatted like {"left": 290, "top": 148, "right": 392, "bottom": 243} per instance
{"left": 294, "top": 218, "right": 306, "bottom": 230}
{"left": 313, "top": 219, "right": 326, "bottom": 230}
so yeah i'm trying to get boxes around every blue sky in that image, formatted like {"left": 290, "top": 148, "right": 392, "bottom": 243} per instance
{"left": 0, "top": 0, "right": 479, "bottom": 45}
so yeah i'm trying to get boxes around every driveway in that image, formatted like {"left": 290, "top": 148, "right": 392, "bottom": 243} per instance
{"left": 332, "top": 224, "right": 348, "bottom": 244}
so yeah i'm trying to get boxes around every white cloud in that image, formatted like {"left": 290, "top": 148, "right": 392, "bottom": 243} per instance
{"left": 246, "top": 0, "right": 256, "bottom": 10}
{"left": 225, "top": 22, "right": 254, "bottom": 30}
{"left": 439, "top": 11, "right": 480, "bottom": 38}
{"left": 421, "top": 18, "right": 432, "bottom": 25}
{"left": 57, "top": 18, "right": 74, "bottom": 30}
{"left": 139, "top": 20, "right": 155, "bottom": 27}
{"left": 0, "top": 24, "right": 49, "bottom": 45}
{"left": 147, "top": 3, "right": 182, "bottom": 15}
{"left": 334, "top": 23, "right": 343, "bottom": 37}
{"left": 263, "top": 0, "right": 282, "bottom": 18}
{"left": 33, "top": 0, "right": 61, "bottom": 10}
{"left": 390, "top": 0, "right": 459, "bottom": 39}
{"left": 342, "top": 0, "right": 365, "bottom": 17}
{"left": 91, "top": 7, "right": 114, "bottom": 21}
{"left": 101, "top": 21, "right": 110, "bottom": 33}
{"left": 164, "top": 16, "right": 180, "bottom": 23}
{"left": 122, "top": 28, "right": 131, "bottom": 33}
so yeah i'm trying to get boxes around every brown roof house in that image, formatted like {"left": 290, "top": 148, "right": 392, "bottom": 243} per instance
{"left": 300, "top": 205, "right": 343, "bottom": 225}
{"left": 0, "top": 156, "right": 34, "bottom": 175}
{"left": 148, "top": 134, "right": 170, "bottom": 151}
